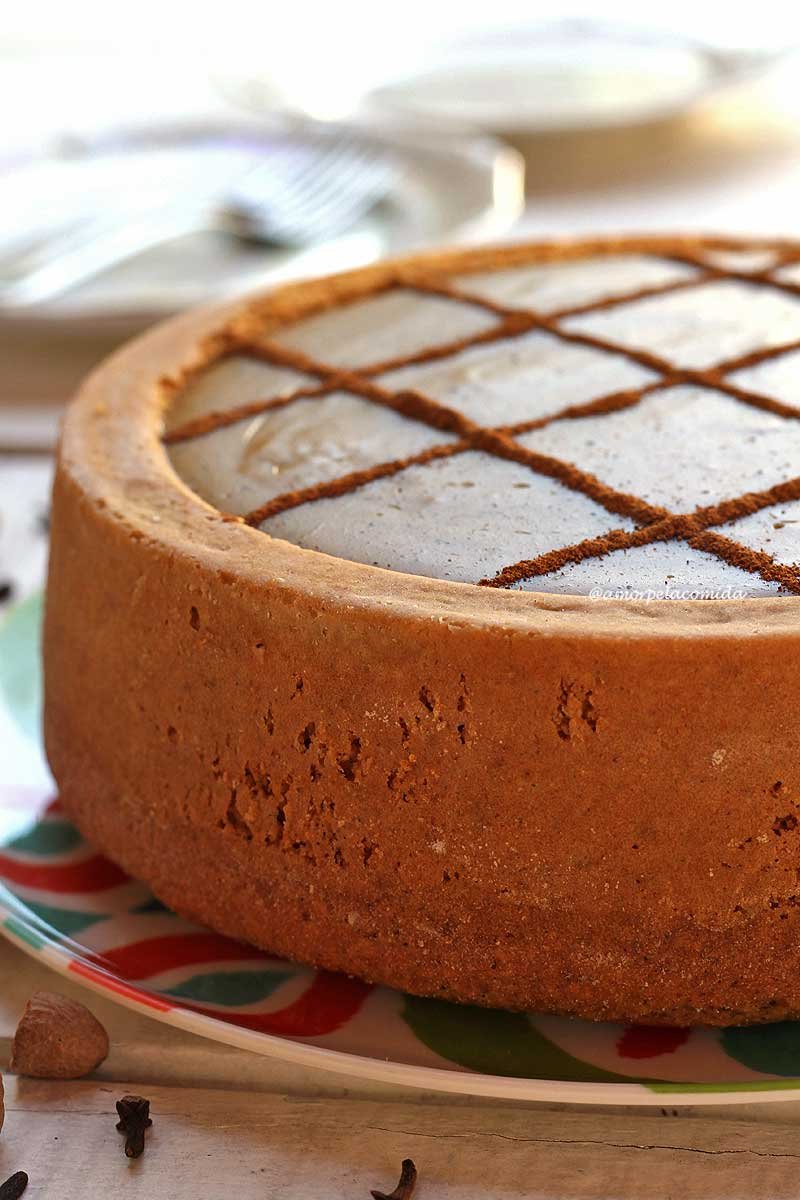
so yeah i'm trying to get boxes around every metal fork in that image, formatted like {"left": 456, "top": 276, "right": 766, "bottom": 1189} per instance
{"left": 0, "top": 128, "right": 397, "bottom": 308}
{"left": 222, "top": 132, "right": 396, "bottom": 245}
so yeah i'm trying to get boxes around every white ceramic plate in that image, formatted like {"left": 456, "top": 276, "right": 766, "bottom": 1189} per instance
{"left": 0, "top": 122, "right": 524, "bottom": 331}
{"left": 366, "top": 22, "right": 783, "bottom": 134}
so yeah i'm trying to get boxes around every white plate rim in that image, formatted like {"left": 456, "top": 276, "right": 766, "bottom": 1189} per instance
{"left": 365, "top": 23, "right": 786, "bottom": 135}
{"left": 2, "top": 881, "right": 800, "bottom": 1108}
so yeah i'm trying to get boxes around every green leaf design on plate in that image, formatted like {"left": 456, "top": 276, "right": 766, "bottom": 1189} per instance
{"left": 6, "top": 821, "right": 83, "bottom": 857}
{"left": 649, "top": 1078, "right": 800, "bottom": 1093}
{"left": 0, "top": 592, "right": 43, "bottom": 740}
{"left": 720, "top": 1022, "right": 800, "bottom": 1077}
{"left": 24, "top": 898, "right": 103, "bottom": 937}
{"left": 402, "top": 996, "right": 643, "bottom": 1083}
{"left": 165, "top": 969, "right": 293, "bottom": 1007}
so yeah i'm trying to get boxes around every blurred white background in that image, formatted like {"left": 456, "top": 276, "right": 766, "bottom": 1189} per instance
{"left": 3, "top": 1, "right": 800, "bottom": 141}
{"left": 3, "top": 0, "right": 800, "bottom": 409}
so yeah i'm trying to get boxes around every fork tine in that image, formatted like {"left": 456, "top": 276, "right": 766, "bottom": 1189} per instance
{"left": 256, "top": 164, "right": 391, "bottom": 241}
{"left": 227, "top": 129, "right": 396, "bottom": 246}
{"left": 282, "top": 146, "right": 393, "bottom": 220}
{"left": 248, "top": 144, "right": 363, "bottom": 216}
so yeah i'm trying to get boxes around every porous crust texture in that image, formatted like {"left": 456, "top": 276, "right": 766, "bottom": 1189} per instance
{"left": 44, "top": 235, "right": 800, "bottom": 1026}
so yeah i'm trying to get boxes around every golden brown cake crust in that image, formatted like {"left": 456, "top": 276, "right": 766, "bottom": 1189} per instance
{"left": 44, "top": 235, "right": 800, "bottom": 1025}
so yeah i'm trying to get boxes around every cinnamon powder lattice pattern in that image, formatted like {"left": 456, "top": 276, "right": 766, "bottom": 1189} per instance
{"left": 164, "top": 240, "right": 800, "bottom": 596}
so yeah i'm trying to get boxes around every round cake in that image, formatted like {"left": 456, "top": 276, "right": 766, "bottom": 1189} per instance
{"left": 45, "top": 235, "right": 800, "bottom": 1025}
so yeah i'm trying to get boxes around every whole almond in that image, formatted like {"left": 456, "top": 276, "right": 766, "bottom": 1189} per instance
{"left": 11, "top": 992, "right": 109, "bottom": 1079}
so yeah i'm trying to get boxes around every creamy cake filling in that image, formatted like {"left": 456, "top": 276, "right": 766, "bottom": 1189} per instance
{"left": 165, "top": 246, "right": 800, "bottom": 597}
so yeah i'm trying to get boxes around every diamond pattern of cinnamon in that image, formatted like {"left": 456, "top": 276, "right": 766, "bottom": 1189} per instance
{"left": 163, "top": 242, "right": 800, "bottom": 595}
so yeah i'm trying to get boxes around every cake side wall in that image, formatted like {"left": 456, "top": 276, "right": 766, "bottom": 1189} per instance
{"left": 44, "top": 463, "right": 800, "bottom": 1023}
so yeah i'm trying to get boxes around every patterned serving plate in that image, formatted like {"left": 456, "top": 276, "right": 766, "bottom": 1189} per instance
{"left": 3, "top": 589, "right": 800, "bottom": 1104}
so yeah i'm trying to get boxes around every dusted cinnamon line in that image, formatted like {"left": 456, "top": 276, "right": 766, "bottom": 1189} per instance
{"left": 165, "top": 326, "right": 800, "bottom": 449}
{"left": 688, "top": 530, "right": 800, "bottom": 592}
{"left": 473, "top": 426, "right": 667, "bottom": 525}
{"left": 163, "top": 381, "right": 336, "bottom": 444}
{"left": 504, "top": 378, "right": 675, "bottom": 436}
{"left": 163, "top": 316, "right": 529, "bottom": 445}
{"left": 165, "top": 265, "right": 800, "bottom": 446}
{"left": 239, "top": 376, "right": 671, "bottom": 526}
{"left": 410, "top": 275, "right": 681, "bottom": 377}
{"left": 164, "top": 240, "right": 800, "bottom": 595}
{"left": 688, "top": 372, "right": 800, "bottom": 423}
{"left": 242, "top": 420, "right": 665, "bottom": 530}
{"left": 664, "top": 246, "right": 800, "bottom": 296}
{"left": 408, "top": 269, "right": 717, "bottom": 320}
{"left": 483, "top": 475, "right": 800, "bottom": 591}
{"left": 243, "top": 440, "right": 467, "bottom": 526}
{"left": 551, "top": 271, "right": 720, "bottom": 319}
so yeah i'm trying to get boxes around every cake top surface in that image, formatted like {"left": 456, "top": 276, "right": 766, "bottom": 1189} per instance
{"left": 164, "top": 239, "right": 800, "bottom": 599}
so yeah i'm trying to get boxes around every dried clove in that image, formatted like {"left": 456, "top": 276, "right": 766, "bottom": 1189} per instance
{"left": 370, "top": 1158, "right": 417, "bottom": 1200}
{"left": 0, "top": 1172, "right": 28, "bottom": 1200}
{"left": 116, "top": 1094, "right": 152, "bottom": 1159}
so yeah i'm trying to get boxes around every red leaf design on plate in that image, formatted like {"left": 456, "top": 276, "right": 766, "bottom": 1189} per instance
{"left": 617, "top": 1025, "right": 690, "bottom": 1059}
{"left": 82, "top": 935, "right": 372, "bottom": 1037}
{"left": 89, "top": 932, "right": 270, "bottom": 978}
{"left": 0, "top": 852, "right": 128, "bottom": 892}
{"left": 181, "top": 971, "right": 372, "bottom": 1037}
